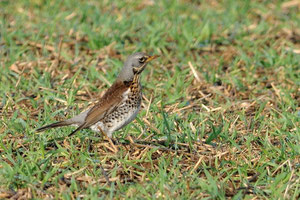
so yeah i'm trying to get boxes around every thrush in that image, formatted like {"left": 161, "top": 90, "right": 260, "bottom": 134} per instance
{"left": 37, "top": 52, "right": 158, "bottom": 139}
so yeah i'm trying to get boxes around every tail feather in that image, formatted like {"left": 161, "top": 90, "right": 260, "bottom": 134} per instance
{"left": 36, "top": 121, "right": 72, "bottom": 132}
{"left": 67, "top": 122, "right": 86, "bottom": 137}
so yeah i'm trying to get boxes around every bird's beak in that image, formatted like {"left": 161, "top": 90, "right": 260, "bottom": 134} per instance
{"left": 145, "top": 55, "right": 159, "bottom": 63}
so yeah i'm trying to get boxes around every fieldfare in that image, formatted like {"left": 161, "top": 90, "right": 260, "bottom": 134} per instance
{"left": 37, "top": 52, "right": 158, "bottom": 139}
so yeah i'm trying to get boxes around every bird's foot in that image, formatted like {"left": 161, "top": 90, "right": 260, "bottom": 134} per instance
{"left": 97, "top": 126, "right": 118, "bottom": 153}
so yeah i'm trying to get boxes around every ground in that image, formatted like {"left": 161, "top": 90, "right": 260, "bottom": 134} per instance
{"left": 0, "top": 0, "right": 299, "bottom": 199}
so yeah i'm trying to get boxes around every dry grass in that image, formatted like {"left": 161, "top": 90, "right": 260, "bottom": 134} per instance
{"left": 0, "top": 0, "right": 299, "bottom": 199}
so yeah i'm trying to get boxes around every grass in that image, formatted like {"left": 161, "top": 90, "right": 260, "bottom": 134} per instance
{"left": 0, "top": 0, "right": 299, "bottom": 199}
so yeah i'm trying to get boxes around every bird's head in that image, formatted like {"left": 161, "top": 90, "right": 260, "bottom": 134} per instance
{"left": 117, "top": 52, "right": 159, "bottom": 82}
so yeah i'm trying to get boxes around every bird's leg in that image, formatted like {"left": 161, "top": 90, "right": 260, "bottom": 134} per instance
{"left": 97, "top": 126, "right": 118, "bottom": 153}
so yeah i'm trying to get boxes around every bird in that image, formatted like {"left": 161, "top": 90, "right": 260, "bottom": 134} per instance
{"left": 36, "top": 52, "right": 159, "bottom": 139}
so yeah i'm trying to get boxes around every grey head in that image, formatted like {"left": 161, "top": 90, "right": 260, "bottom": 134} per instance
{"left": 117, "top": 52, "right": 159, "bottom": 82}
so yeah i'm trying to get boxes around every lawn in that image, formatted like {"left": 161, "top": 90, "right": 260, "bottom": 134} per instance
{"left": 0, "top": 0, "right": 299, "bottom": 199}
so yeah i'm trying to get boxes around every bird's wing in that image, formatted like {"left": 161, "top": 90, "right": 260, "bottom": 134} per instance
{"left": 80, "top": 81, "right": 129, "bottom": 130}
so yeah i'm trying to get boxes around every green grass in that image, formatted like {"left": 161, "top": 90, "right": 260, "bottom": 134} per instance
{"left": 0, "top": 0, "right": 300, "bottom": 199}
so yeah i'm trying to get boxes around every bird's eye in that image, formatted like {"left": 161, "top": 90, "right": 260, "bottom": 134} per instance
{"left": 139, "top": 57, "right": 146, "bottom": 63}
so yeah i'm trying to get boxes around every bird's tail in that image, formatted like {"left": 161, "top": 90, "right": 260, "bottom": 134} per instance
{"left": 36, "top": 120, "right": 73, "bottom": 132}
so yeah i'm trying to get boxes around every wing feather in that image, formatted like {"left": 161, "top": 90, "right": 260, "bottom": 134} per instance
{"left": 80, "top": 81, "right": 129, "bottom": 129}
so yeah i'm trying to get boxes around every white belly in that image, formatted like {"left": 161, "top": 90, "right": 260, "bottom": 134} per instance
{"left": 90, "top": 105, "right": 140, "bottom": 138}
{"left": 109, "top": 105, "right": 140, "bottom": 134}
